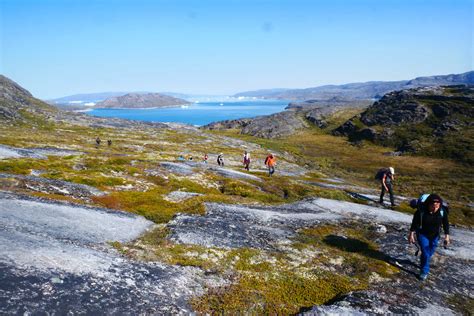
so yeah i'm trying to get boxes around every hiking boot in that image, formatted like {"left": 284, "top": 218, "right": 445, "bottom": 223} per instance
{"left": 419, "top": 273, "right": 428, "bottom": 281}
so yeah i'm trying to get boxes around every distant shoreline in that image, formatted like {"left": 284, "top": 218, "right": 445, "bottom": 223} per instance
{"left": 82, "top": 99, "right": 290, "bottom": 126}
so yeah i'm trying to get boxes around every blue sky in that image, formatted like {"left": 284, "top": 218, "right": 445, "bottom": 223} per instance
{"left": 0, "top": 0, "right": 472, "bottom": 98}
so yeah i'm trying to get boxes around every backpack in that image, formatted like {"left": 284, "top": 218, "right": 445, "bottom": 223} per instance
{"left": 375, "top": 168, "right": 389, "bottom": 180}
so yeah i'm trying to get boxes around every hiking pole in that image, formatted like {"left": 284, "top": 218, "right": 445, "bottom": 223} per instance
{"left": 414, "top": 243, "right": 420, "bottom": 257}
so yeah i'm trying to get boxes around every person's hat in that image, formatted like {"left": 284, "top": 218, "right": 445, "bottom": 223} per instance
{"left": 426, "top": 194, "right": 443, "bottom": 205}
{"left": 389, "top": 167, "right": 395, "bottom": 174}
{"left": 220, "top": 153, "right": 223, "bottom": 155}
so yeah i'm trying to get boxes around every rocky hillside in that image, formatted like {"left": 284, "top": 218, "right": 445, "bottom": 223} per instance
{"left": 202, "top": 110, "right": 312, "bottom": 138}
{"left": 95, "top": 93, "right": 190, "bottom": 108}
{"left": 201, "top": 103, "right": 366, "bottom": 139}
{"left": 234, "top": 71, "right": 474, "bottom": 101}
{"left": 0, "top": 75, "right": 57, "bottom": 121}
{"left": 286, "top": 98, "right": 371, "bottom": 110}
{"left": 333, "top": 85, "right": 474, "bottom": 164}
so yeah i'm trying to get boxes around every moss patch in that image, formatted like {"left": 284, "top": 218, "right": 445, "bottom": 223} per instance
{"left": 191, "top": 271, "right": 358, "bottom": 315}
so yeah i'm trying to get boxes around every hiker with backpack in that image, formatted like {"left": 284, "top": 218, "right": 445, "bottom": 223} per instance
{"left": 408, "top": 193, "right": 450, "bottom": 281}
{"left": 264, "top": 153, "right": 276, "bottom": 176}
{"left": 217, "top": 153, "right": 224, "bottom": 166}
{"left": 243, "top": 151, "right": 250, "bottom": 171}
{"left": 376, "top": 167, "right": 395, "bottom": 207}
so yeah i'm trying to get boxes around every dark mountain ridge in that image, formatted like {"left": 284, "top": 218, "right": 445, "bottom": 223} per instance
{"left": 333, "top": 85, "right": 474, "bottom": 164}
{"left": 0, "top": 75, "right": 57, "bottom": 121}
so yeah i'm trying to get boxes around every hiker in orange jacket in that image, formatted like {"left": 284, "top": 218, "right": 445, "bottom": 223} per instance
{"left": 264, "top": 153, "right": 276, "bottom": 176}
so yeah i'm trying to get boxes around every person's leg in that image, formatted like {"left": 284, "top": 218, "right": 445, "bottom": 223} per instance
{"left": 418, "top": 233, "right": 432, "bottom": 276}
{"left": 379, "top": 184, "right": 385, "bottom": 203}
{"left": 428, "top": 235, "right": 440, "bottom": 260}
{"left": 388, "top": 183, "right": 395, "bottom": 206}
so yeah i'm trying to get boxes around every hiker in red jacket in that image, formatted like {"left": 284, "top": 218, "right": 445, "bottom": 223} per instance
{"left": 243, "top": 151, "right": 250, "bottom": 171}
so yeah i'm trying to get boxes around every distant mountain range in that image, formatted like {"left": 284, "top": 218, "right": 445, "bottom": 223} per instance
{"left": 47, "top": 71, "right": 474, "bottom": 107}
{"left": 48, "top": 92, "right": 150, "bottom": 104}
{"left": 48, "top": 92, "right": 233, "bottom": 106}
{"left": 233, "top": 71, "right": 474, "bottom": 100}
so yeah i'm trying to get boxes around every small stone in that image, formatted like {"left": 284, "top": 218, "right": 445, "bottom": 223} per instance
{"left": 50, "top": 277, "right": 63, "bottom": 284}
{"left": 376, "top": 224, "right": 387, "bottom": 234}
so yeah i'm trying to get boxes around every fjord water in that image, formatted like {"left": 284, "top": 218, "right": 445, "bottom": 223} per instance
{"left": 87, "top": 100, "right": 290, "bottom": 126}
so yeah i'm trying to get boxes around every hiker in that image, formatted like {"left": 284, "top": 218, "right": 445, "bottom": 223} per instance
{"left": 95, "top": 137, "right": 101, "bottom": 146}
{"left": 243, "top": 151, "right": 250, "bottom": 171}
{"left": 378, "top": 167, "right": 395, "bottom": 207}
{"left": 107, "top": 140, "right": 112, "bottom": 147}
{"left": 189, "top": 156, "right": 193, "bottom": 161}
{"left": 408, "top": 194, "right": 450, "bottom": 281}
{"left": 177, "top": 155, "right": 185, "bottom": 161}
{"left": 217, "top": 153, "right": 224, "bottom": 166}
{"left": 203, "top": 153, "right": 208, "bottom": 164}
{"left": 264, "top": 153, "right": 276, "bottom": 176}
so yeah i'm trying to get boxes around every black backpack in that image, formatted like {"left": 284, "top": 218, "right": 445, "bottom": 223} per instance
{"left": 375, "top": 168, "right": 389, "bottom": 180}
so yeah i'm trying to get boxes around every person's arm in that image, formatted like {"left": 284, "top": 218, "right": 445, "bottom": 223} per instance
{"left": 442, "top": 209, "right": 450, "bottom": 245}
{"left": 408, "top": 209, "right": 420, "bottom": 243}
{"left": 382, "top": 174, "right": 389, "bottom": 191}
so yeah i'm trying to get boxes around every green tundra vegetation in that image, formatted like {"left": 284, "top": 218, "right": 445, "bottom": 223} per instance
{"left": 119, "top": 223, "right": 397, "bottom": 314}
{"left": 0, "top": 103, "right": 472, "bottom": 313}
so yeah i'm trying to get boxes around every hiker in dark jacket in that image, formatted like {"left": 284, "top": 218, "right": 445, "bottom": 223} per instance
{"left": 217, "top": 153, "right": 224, "bottom": 166}
{"left": 408, "top": 193, "right": 450, "bottom": 281}
{"left": 379, "top": 167, "right": 395, "bottom": 207}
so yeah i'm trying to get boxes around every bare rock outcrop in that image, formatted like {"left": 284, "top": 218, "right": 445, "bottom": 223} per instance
{"left": 202, "top": 110, "right": 309, "bottom": 139}
{"left": 95, "top": 93, "right": 191, "bottom": 109}
{"left": 333, "top": 85, "right": 474, "bottom": 163}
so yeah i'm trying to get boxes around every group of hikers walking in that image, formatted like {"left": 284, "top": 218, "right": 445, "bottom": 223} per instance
{"left": 199, "top": 151, "right": 276, "bottom": 176}
{"left": 376, "top": 166, "right": 450, "bottom": 281}
{"left": 95, "top": 137, "right": 112, "bottom": 147}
